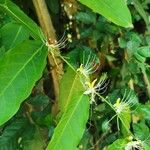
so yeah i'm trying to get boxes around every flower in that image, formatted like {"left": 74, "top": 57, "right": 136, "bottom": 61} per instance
{"left": 39, "top": 29, "right": 68, "bottom": 51}
{"left": 45, "top": 33, "right": 68, "bottom": 51}
{"left": 113, "top": 90, "right": 137, "bottom": 115}
{"left": 77, "top": 51, "right": 99, "bottom": 78}
{"left": 83, "top": 73, "right": 108, "bottom": 104}
{"left": 39, "top": 29, "right": 68, "bottom": 68}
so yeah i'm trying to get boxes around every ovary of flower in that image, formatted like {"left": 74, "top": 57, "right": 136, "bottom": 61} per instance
{"left": 84, "top": 79, "right": 97, "bottom": 104}
{"left": 84, "top": 79, "right": 97, "bottom": 94}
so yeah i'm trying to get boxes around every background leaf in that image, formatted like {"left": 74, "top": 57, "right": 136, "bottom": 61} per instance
{"left": 21, "top": 125, "right": 45, "bottom": 150}
{"left": 79, "top": 0, "right": 133, "bottom": 28}
{"left": 0, "top": 0, "right": 41, "bottom": 39}
{"left": 0, "top": 119, "right": 27, "bottom": 150}
{"left": 108, "top": 139, "right": 127, "bottom": 150}
{"left": 0, "top": 22, "right": 29, "bottom": 50}
{"left": 0, "top": 40, "right": 47, "bottom": 125}
{"left": 133, "top": 0, "right": 149, "bottom": 26}
{"left": 133, "top": 121, "right": 150, "bottom": 141}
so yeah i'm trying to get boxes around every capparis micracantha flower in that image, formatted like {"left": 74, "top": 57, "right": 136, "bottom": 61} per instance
{"left": 113, "top": 90, "right": 137, "bottom": 115}
{"left": 39, "top": 29, "right": 68, "bottom": 51}
{"left": 83, "top": 73, "right": 108, "bottom": 104}
{"left": 39, "top": 29, "right": 68, "bottom": 68}
{"left": 105, "top": 90, "right": 138, "bottom": 131}
{"left": 45, "top": 33, "right": 68, "bottom": 51}
{"left": 77, "top": 51, "right": 99, "bottom": 78}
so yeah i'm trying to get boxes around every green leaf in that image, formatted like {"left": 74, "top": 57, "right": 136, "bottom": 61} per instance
{"left": 76, "top": 12, "right": 96, "bottom": 24}
{"left": 108, "top": 139, "right": 127, "bottom": 150}
{"left": 0, "top": 119, "right": 28, "bottom": 149}
{"left": 59, "top": 68, "right": 83, "bottom": 113}
{"left": 21, "top": 125, "right": 45, "bottom": 150}
{"left": 133, "top": 0, "right": 149, "bottom": 26}
{"left": 137, "top": 104, "right": 150, "bottom": 120}
{"left": 0, "top": 40, "right": 47, "bottom": 125}
{"left": 0, "top": 22, "right": 29, "bottom": 50}
{"left": 47, "top": 68, "right": 90, "bottom": 150}
{"left": 137, "top": 46, "right": 150, "bottom": 58}
{"left": 46, "top": 0, "right": 59, "bottom": 14}
{"left": 79, "top": 0, "right": 133, "bottom": 28}
{"left": 0, "top": 46, "right": 5, "bottom": 59}
{"left": 119, "top": 106, "right": 131, "bottom": 135}
{"left": 0, "top": 0, "right": 41, "bottom": 39}
{"left": 133, "top": 121, "right": 150, "bottom": 141}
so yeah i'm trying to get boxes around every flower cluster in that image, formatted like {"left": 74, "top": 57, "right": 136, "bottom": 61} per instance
{"left": 77, "top": 52, "right": 108, "bottom": 104}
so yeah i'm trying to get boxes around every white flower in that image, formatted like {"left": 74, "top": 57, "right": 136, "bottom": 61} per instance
{"left": 83, "top": 73, "right": 108, "bottom": 104}
{"left": 77, "top": 51, "right": 99, "bottom": 78}
{"left": 45, "top": 34, "right": 68, "bottom": 51}
{"left": 39, "top": 29, "right": 67, "bottom": 68}
{"left": 39, "top": 29, "right": 68, "bottom": 51}
{"left": 113, "top": 90, "right": 137, "bottom": 115}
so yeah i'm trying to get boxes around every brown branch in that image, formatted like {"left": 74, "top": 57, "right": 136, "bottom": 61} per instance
{"left": 32, "top": 0, "right": 63, "bottom": 114}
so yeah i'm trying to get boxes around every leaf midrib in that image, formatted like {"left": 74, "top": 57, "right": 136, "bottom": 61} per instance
{"left": 0, "top": 44, "right": 44, "bottom": 98}
{"left": 63, "top": 74, "right": 78, "bottom": 112}
{"left": 49, "top": 94, "right": 84, "bottom": 149}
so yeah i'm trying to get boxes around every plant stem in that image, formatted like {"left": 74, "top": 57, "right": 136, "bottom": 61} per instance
{"left": 32, "top": 0, "right": 63, "bottom": 114}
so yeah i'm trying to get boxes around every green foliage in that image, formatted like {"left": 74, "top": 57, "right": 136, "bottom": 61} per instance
{"left": 133, "top": 0, "right": 149, "bottom": 25}
{"left": 0, "top": 0, "right": 150, "bottom": 149}
{"left": 0, "top": 119, "right": 27, "bottom": 150}
{"left": 133, "top": 121, "right": 150, "bottom": 141}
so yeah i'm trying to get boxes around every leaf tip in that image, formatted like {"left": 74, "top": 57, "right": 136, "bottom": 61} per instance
{"left": 126, "top": 23, "right": 134, "bottom": 28}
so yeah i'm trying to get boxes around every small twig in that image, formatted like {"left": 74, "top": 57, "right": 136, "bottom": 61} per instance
{"left": 24, "top": 102, "right": 35, "bottom": 124}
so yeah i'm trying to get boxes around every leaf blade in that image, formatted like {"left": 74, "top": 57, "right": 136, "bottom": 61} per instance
{"left": 0, "top": 40, "right": 47, "bottom": 125}
{"left": 47, "top": 94, "right": 89, "bottom": 150}
{"left": 79, "top": 0, "right": 133, "bottom": 28}
{"left": 47, "top": 69, "right": 90, "bottom": 150}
